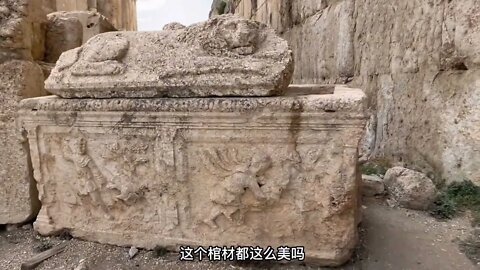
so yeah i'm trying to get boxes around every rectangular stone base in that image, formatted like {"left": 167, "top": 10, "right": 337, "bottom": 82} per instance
{"left": 19, "top": 86, "right": 366, "bottom": 266}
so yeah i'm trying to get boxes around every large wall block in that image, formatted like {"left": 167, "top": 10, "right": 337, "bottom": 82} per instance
{"left": 234, "top": 0, "right": 480, "bottom": 185}
{"left": 45, "top": 11, "right": 116, "bottom": 64}
{"left": 0, "top": 60, "right": 45, "bottom": 224}
{"left": 52, "top": 0, "right": 137, "bottom": 31}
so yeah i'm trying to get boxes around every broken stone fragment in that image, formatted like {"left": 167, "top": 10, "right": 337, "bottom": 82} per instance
{"left": 384, "top": 167, "right": 438, "bottom": 210}
{"left": 128, "top": 246, "right": 138, "bottom": 259}
{"left": 45, "top": 11, "right": 117, "bottom": 64}
{"left": 45, "top": 12, "right": 83, "bottom": 63}
{"left": 361, "top": 174, "right": 385, "bottom": 197}
{"left": 46, "top": 14, "right": 294, "bottom": 98}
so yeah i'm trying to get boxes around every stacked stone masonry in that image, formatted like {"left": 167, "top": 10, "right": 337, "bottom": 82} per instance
{"left": 43, "top": 0, "right": 137, "bottom": 31}
{"left": 0, "top": 0, "right": 136, "bottom": 224}
{"left": 234, "top": 0, "right": 480, "bottom": 186}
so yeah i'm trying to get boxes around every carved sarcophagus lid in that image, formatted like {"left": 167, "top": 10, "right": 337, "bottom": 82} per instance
{"left": 45, "top": 14, "right": 294, "bottom": 99}
{"left": 18, "top": 85, "right": 366, "bottom": 266}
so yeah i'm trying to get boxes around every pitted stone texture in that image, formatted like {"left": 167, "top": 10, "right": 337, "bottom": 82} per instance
{"left": 48, "top": 0, "right": 137, "bottom": 31}
{"left": 0, "top": 0, "right": 31, "bottom": 61}
{"left": 384, "top": 167, "right": 437, "bottom": 210}
{"left": 361, "top": 174, "right": 385, "bottom": 197}
{"left": 19, "top": 86, "right": 366, "bottom": 266}
{"left": 45, "top": 12, "right": 83, "bottom": 63}
{"left": 0, "top": 0, "right": 49, "bottom": 62}
{"left": 44, "top": 11, "right": 116, "bottom": 64}
{"left": 0, "top": 60, "right": 44, "bottom": 224}
{"left": 46, "top": 14, "right": 294, "bottom": 98}
{"left": 234, "top": 0, "right": 480, "bottom": 186}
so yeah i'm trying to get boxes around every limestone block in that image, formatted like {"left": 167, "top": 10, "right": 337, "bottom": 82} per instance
{"left": 384, "top": 167, "right": 437, "bottom": 210}
{"left": 0, "top": 0, "right": 32, "bottom": 61}
{"left": 434, "top": 70, "right": 480, "bottom": 186}
{"left": 361, "top": 174, "right": 384, "bottom": 197}
{"left": 96, "top": 0, "right": 137, "bottom": 31}
{"left": 281, "top": 0, "right": 354, "bottom": 84}
{"left": 19, "top": 86, "right": 367, "bottom": 266}
{"left": 235, "top": 0, "right": 480, "bottom": 187}
{"left": 54, "top": 0, "right": 89, "bottom": 12}
{"left": 441, "top": 0, "right": 480, "bottom": 70}
{"left": 45, "top": 12, "right": 83, "bottom": 63}
{"left": 52, "top": 11, "right": 116, "bottom": 45}
{"left": 45, "top": 15, "right": 294, "bottom": 98}
{"left": 209, "top": 0, "right": 236, "bottom": 17}
{"left": 0, "top": 60, "right": 44, "bottom": 224}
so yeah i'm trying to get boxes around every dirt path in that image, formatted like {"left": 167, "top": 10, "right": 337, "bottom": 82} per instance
{"left": 0, "top": 198, "right": 477, "bottom": 270}
{"left": 356, "top": 198, "right": 477, "bottom": 269}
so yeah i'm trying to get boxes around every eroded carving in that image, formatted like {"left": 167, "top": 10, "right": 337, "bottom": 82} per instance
{"left": 46, "top": 14, "right": 293, "bottom": 98}
{"left": 102, "top": 140, "right": 149, "bottom": 202}
{"left": 61, "top": 129, "right": 113, "bottom": 219}
{"left": 70, "top": 35, "right": 129, "bottom": 76}
{"left": 201, "top": 148, "right": 299, "bottom": 229}
{"left": 19, "top": 86, "right": 367, "bottom": 265}
{"left": 178, "top": 15, "right": 265, "bottom": 56}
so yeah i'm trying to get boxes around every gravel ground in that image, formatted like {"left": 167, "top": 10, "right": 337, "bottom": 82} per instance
{"left": 0, "top": 198, "right": 477, "bottom": 270}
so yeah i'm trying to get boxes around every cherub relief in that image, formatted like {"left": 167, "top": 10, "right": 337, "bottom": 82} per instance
{"left": 202, "top": 149, "right": 272, "bottom": 228}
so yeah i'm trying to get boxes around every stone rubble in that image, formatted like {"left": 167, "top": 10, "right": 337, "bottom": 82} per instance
{"left": 384, "top": 167, "right": 438, "bottom": 211}
{"left": 361, "top": 174, "right": 385, "bottom": 197}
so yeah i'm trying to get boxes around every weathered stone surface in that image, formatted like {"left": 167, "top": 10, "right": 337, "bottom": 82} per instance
{"left": 19, "top": 86, "right": 367, "bottom": 266}
{"left": 44, "top": 11, "right": 117, "bottom": 64}
{"left": 46, "top": 14, "right": 294, "bottom": 98}
{"left": 0, "top": 0, "right": 32, "bottom": 61}
{"left": 384, "top": 167, "right": 437, "bottom": 210}
{"left": 45, "top": 12, "right": 83, "bottom": 63}
{"left": 36, "top": 60, "right": 56, "bottom": 80}
{"left": 234, "top": 0, "right": 480, "bottom": 186}
{"left": 55, "top": 11, "right": 116, "bottom": 45}
{"left": 0, "top": 60, "right": 45, "bottom": 224}
{"left": 52, "top": 0, "right": 137, "bottom": 31}
{"left": 361, "top": 174, "right": 385, "bottom": 197}
{"left": 0, "top": 0, "right": 50, "bottom": 62}
{"left": 209, "top": 0, "right": 236, "bottom": 18}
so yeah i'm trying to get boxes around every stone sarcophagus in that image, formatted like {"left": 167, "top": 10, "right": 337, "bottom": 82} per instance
{"left": 18, "top": 15, "right": 367, "bottom": 266}
{"left": 18, "top": 86, "right": 366, "bottom": 265}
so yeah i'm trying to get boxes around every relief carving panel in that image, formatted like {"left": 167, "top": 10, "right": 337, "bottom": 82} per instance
{"left": 19, "top": 87, "right": 366, "bottom": 265}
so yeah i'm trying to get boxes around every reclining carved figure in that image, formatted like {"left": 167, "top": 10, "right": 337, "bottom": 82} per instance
{"left": 46, "top": 14, "right": 293, "bottom": 98}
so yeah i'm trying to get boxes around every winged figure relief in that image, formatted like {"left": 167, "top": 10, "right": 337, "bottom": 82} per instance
{"left": 101, "top": 141, "right": 150, "bottom": 203}
{"left": 200, "top": 147, "right": 298, "bottom": 229}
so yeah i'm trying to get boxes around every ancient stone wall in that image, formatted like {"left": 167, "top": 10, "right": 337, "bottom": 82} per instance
{"left": 52, "top": 0, "right": 137, "bottom": 31}
{"left": 0, "top": 0, "right": 136, "bottom": 224}
{"left": 234, "top": 0, "right": 480, "bottom": 186}
{"left": 0, "top": 0, "right": 46, "bottom": 224}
